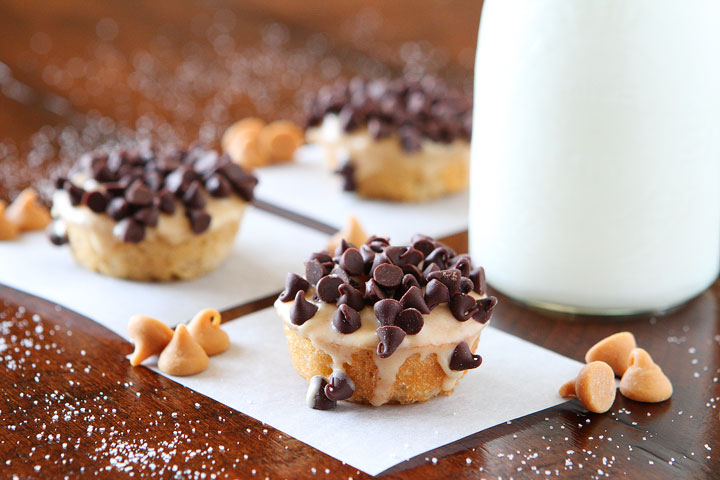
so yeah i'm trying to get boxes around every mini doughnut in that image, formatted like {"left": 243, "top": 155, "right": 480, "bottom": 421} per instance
{"left": 157, "top": 324, "right": 209, "bottom": 376}
{"left": 6, "top": 188, "right": 51, "bottom": 231}
{"left": 619, "top": 348, "right": 672, "bottom": 403}
{"left": 559, "top": 361, "right": 616, "bottom": 414}
{"left": 585, "top": 331, "right": 636, "bottom": 376}
{"left": 187, "top": 308, "right": 230, "bottom": 356}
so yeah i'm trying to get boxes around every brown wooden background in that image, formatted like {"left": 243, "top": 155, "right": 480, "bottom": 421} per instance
{"left": 1, "top": 1, "right": 718, "bottom": 479}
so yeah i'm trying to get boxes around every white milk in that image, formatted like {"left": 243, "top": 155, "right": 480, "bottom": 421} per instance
{"left": 469, "top": 0, "right": 720, "bottom": 313}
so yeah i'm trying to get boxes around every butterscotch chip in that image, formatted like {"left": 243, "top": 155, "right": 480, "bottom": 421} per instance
{"left": 128, "top": 315, "right": 174, "bottom": 366}
{"left": 619, "top": 348, "right": 672, "bottom": 403}
{"left": 0, "top": 202, "right": 20, "bottom": 241}
{"left": 257, "top": 120, "right": 304, "bottom": 164}
{"left": 158, "top": 324, "right": 209, "bottom": 376}
{"left": 327, "top": 215, "right": 368, "bottom": 253}
{"left": 559, "top": 361, "right": 616, "bottom": 414}
{"left": 221, "top": 117, "right": 266, "bottom": 152}
{"left": 222, "top": 118, "right": 269, "bottom": 169}
{"left": 6, "top": 188, "right": 51, "bottom": 231}
{"left": 187, "top": 308, "right": 230, "bottom": 356}
{"left": 585, "top": 331, "right": 636, "bottom": 376}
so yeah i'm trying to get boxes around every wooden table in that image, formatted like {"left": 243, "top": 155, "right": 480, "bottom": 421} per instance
{"left": 1, "top": 2, "right": 717, "bottom": 478}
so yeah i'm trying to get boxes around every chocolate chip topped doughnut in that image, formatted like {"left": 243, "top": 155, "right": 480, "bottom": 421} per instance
{"left": 51, "top": 142, "right": 258, "bottom": 281}
{"left": 275, "top": 234, "right": 497, "bottom": 409}
{"left": 304, "top": 77, "right": 472, "bottom": 202}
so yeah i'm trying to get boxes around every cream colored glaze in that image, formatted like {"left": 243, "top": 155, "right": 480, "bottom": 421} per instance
{"left": 275, "top": 289, "right": 488, "bottom": 406}
{"left": 52, "top": 177, "right": 247, "bottom": 246}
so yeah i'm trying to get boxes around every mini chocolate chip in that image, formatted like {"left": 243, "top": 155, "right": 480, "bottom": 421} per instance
{"left": 385, "top": 246, "right": 424, "bottom": 267}
{"left": 337, "top": 284, "right": 365, "bottom": 311}
{"left": 425, "top": 246, "right": 451, "bottom": 269}
{"left": 143, "top": 170, "right": 163, "bottom": 191}
{"left": 64, "top": 182, "right": 84, "bottom": 206}
{"left": 324, "top": 371, "right": 355, "bottom": 401}
{"left": 279, "top": 273, "right": 311, "bottom": 302}
{"left": 473, "top": 296, "right": 498, "bottom": 323}
{"left": 306, "top": 376, "right": 336, "bottom": 410}
{"left": 399, "top": 286, "right": 430, "bottom": 314}
{"left": 401, "top": 264, "right": 425, "bottom": 286}
{"left": 54, "top": 177, "right": 67, "bottom": 189}
{"left": 305, "top": 259, "right": 328, "bottom": 286}
{"left": 134, "top": 206, "right": 159, "bottom": 227}
{"left": 373, "top": 298, "right": 402, "bottom": 326}
{"left": 205, "top": 174, "right": 231, "bottom": 198}
{"left": 316, "top": 275, "right": 343, "bottom": 303}
{"left": 183, "top": 181, "right": 206, "bottom": 209}
{"left": 449, "top": 342, "right": 482, "bottom": 371}
{"left": 156, "top": 189, "right": 176, "bottom": 214}
{"left": 364, "top": 278, "right": 387, "bottom": 305}
{"left": 333, "top": 238, "right": 356, "bottom": 257}
{"left": 115, "top": 218, "right": 145, "bottom": 243}
{"left": 395, "top": 308, "right": 424, "bottom": 335}
{"left": 193, "top": 150, "right": 219, "bottom": 174}
{"left": 370, "top": 252, "right": 389, "bottom": 275}
{"left": 402, "top": 273, "right": 420, "bottom": 291}
{"left": 470, "top": 267, "right": 487, "bottom": 295}
{"left": 411, "top": 236, "right": 436, "bottom": 257}
{"left": 398, "top": 126, "right": 422, "bottom": 153}
{"left": 451, "top": 255, "right": 472, "bottom": 277}
{"left": 125, "top": 180, "right": 154, "bottom": 206}
{"left": 82, "top": 191, "right": 108, "bottom": 213}
{"left": 425, "top": 279, "right": 450, "bottom": 310}
{"left": 330, "top": 266, "right": 352, "bottom": 286}
{"left": 186, "top": 208, "right": 211, "bottom": 234}
{"left": 373, "top": 263, "right": 403, "bottom": 288}
{"left": 376, "top": 325, "right": 406, "bottom": 358}
{"left": 103, "top": 182, "right": 125, "bottom": 197}
{"left": 339, "top": 248, "right": 364, "bottom": 276}
{"left": 367, "top": 117, "right": 391, "bottom": 139}
{"left": 309, "top": 251, "right": 333, "bottom": 264}
{"left": 359, "top": 245, "right": 375, "bottom": 271}
{"left": 218, "top": 163, "right": 257, "bottom": 201}
{"left": 423, "top": 262, "right": 440, "bottom": 279}
{"left": 449, "top": 293, "right": 479, "bottom": 321}
{"left": 290, "top": 290, "right": 318, "bottom": 326}
{"left": 334, "top": 158, "right": 356, "bottom": 192}
{"left": 93, "top": 165, "right": 114, "bottom": 183}
{"left": 427, "top": 269, "right": 462, "bottom": 295}
{"left": 165, "top": 167, "right": 195, "bottom": 195}
{"left": 365, "top": 235, "right": 390, "bottom": 252}
{"left": 458, "top": 276, "right": 475, "bottom": 294}
{"left": 47, "top": 221, "right": 68, "bottom": 246}
{"left": 106, "top": 197, "right": 131, "bottom": 220}
{"left": 332, "top": 304, "right": 361, "bottom": 334}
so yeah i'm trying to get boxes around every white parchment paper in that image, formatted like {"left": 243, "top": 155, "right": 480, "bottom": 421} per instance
{"left": 0, "top": 208, "right": 328, "bottom": 338}
{"left": 149, "top": 307, "right": 582, "bottom": 476}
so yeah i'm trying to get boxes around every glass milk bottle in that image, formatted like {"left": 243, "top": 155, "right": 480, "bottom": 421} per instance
{"left": 469, "top": 0, "right": 720, "bottom": 314}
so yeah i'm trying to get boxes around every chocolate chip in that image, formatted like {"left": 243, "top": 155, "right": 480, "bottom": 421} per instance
{"left": 459, "top": 277, "right": 475, "bottom": 294}
{"left": 47, "top": 221, "right": 68, "bottom": 246}
{"left": 373, "top": 298, "right": 402, "bottom": 326}
{"left": 205, "top": 174, "right": 231, "bottom": 198}
{"left": 401, "top": 273, "right": 420, "bottom": 292}
{"left": 426, "top": 269, "right": 461, "bottom": 295}
{"left": 367, "top": 117, "right": 391, "bottom": 139}
{"left": 449, "top": 293, "right": 478, "bottom": 321}
{"left": 376, "top": 325, "right": 406, "bottom": 358}
{"left": 470, "top": 267, "right": 487, "bottom": 295}
{"left": 309, "top": 251, "right": 333, "bottom": 264}
{"left": 306, "top": 376, "right": 336, "bottom": 410}
{"left": 182, "top": 181, "right": 206, "bottom": 209}
{"left": 106, "top": 197, "right": 131, "bottom": 221}
{"left": 399, "top": 286, "right": 430, "bottom": 314}
{"left": 64, "top": 182, "right": 84, "bottom": 206}
{"left": 324, "top": 371, "right": 355, "bottom": 401}
{"left": 395, "top": 308, "right": 424, "bottom": 335}
{"left": 424, "top": 279, "right": 450, "bottom": 310}
{"left": 333, "top": 238, "right": 356, "bottom": 257}
{"left": 398, "top": 126, "right": 422, "bottom": 153}
{"left": 451, "top": 255, "right": 472, "bottom": 277}
{"left": 339, "top": 248, "right": 364, "bottom": 276}
{"left": 472, "top": 296, "right": 498, "bottom": 324}
{"left": 290, "top": 290, "right": 318, "bottom": 326}
{"left": 337, "top": 283, "right": 365, "bottom": 311}
{"left": 364, "top": 278, "right": 387, "bottom": 305}
{"left": 218, "top": 163, "right": 257, "bottom": 201}
{"left": 134, "top": 206, "right": 159, "bottom": 227}
{"left": 186, "top": 208, "right": 211, "bottom": 234}
{"left": 115, "top": 218, "right": 145, "bottom": 243}
{"left": 103, "top": 182, "right": 125, "bottom": 197}
{"left": 156, "top": 189, "right": 176, "bottom": 214}
{"left": 82, "top": 191, "right": 108, "bottom": 213}
{"left": 335, "top": 158, "right": 356, "bottom": 192}
{"left": 193, "top": 150, "right": 220, "bottom": 174}
{"left": 143, "top": 170, "right": 163, "bottom": 191}
{"left": 316, "top": 275, "right": 343, "bottom": 303}
{"left": 165, "top": 167, "right": 195, "bottom": 195}
{"left": 411, "top": 236, "right": 436, "bottom": 257}
{"left": 332, "top": 304, "right": 361, "bottom": 334}
{"left": 125, "top": 180, "right": 154, "bottom": 206}
{"left": 373, "top": 263, "right": 403, "bottom": 288}
{"left": 305, "top": 259, "right": 328, "bottom": 286}
{"left": 365, "top": 235, "right": 390, "bottom": 252}
{"left": 279, "top": 273, "right": 311, "bottom": 302}
{"left": 359, "top": 245, "right": 375, "bottom": 271}
{"left": 423, "top": 262, "right": 440, "bottom": 279}
{"left": 449, "top": 342, "right": 482, "bottom": 371}
{"left": 54, "top": 177, "right": 67, "bottom": 189}
{"left": 385, "top": 246, "right": 424, "bottom": 267}
{"left": 425, "top": 246, "right": 451, "bottom": 270}
{"left": 370, "top": 252, "right": 389, "bottom": 275}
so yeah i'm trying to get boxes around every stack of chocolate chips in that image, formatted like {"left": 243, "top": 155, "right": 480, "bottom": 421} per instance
{"left": 280, "top": 234, "right": 497, "bottom": 361}
{"left": 55, "top": 144, "right": 258, "bottom": 243}
{"left": 305, "top": 76, "right": 472, "bottom": 152}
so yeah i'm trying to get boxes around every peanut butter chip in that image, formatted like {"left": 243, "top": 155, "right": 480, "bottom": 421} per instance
{"left": 127, "top": 315, "right": 174, "bottom": 366}
{"left": 187, "top": 308, "right": 230, "bottom": 356}
{"left": 158, "top": 324, "right": 209, "bottom": 376}
{"left": 560, "top": 361, "right": 617, "bottom": 414}
{"left": 585, "top": 331, "right": 637, "bottom": 376}
{"left": 222, "top": 118, "right": 268, "bottom": 169}
{"left": 619, "top": 348, "right": 673, "bottom": 403}
{"left": 0, "top": 202, "right": 20, "bottom": 241}
{"left": 6, "top": 188, "right": 51, "bottom": 231}
{"left": 221, "top": 117, "right": 266, "bottom": 152}
{"left": 327, "top": 215, "right": 369, "bottom": 254}
{"left": 257, "top": 120, "right": 304, "bottom": 163}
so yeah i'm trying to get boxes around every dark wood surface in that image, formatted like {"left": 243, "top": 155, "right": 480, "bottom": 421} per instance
{"left": 1, "top": 2, "right": 718, "bottom": 479}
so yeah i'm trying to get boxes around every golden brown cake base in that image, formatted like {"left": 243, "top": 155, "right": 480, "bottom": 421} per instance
{"left": 284, "top": 323, "right": 477, "bottom": 405}
{"left": 66, "top": 219, "right": 241, "bottom": 282}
